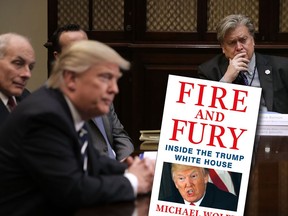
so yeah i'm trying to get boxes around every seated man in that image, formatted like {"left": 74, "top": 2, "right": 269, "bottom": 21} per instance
{"left": 45, "top": 24, "right": 134, "bottom": 161}
{"left": 198, "top": 14, "right": 288, "bottom": 114}
{"left": 0, "top": 33, "right": 35, "bottom": 126}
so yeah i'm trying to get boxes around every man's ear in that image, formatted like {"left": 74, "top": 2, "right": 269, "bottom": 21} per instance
{"left": 252, "top": 37, "right": 255, "bottom": 47}
{"left": 172, "top": 178, "right": 179, "bottom": 189}
{"left": 204, "top": 173, "right": 209, "bottom": 184}
{"left": 221, "top": 45, "right": 225, "bottom": 54}
{"left": 63, "top": 70, "right": 77, "bottom": 91}
{"left": 53, "top": 51, "right": 59, "bottom": 59}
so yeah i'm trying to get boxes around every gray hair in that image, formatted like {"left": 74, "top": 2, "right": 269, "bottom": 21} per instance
{"left": 0, "top": 33, "right": 31, "bottom": 59}
{"left": 47, "top": 40, "right": 130, "bottom": 88}
{"left": 216, "top": 14, "right": 255, "bottom": 44}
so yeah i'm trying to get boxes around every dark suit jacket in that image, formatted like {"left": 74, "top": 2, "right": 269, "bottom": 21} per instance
{"left": 198, "top": 53, "right": 288, "bottom": 114}
{"left": 163, "top": 182, "right": 238, "bottom": 211}
{"left": 0, "top": 86, "right": 135, "bottom": 216}
{"left": 0, "top": 89, "right": 30, "bottom": 127}
{"left": 87, "top": 104, "right": 134, "bottom": 161}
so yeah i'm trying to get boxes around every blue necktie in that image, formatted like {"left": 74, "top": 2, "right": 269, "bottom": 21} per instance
{"left": 78, "top": 124, "right": 89, "bottom": 172}
{"left": 236, "top": 71, "right": 249, "bottom": 85}
{"left": 94, "top": 117, "right": 116, "bottom": 159}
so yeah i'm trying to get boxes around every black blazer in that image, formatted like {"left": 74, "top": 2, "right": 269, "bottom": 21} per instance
{"left": 0, "top": 86, "right": 135, "bottom": 216}
{"left": 198, "top": 53, "right": 288, "bottom": 114}
{"left": 0, "top": 89, "right": 30, "bottom": 127}
{"left": 163, "top": 182, "right": 238, "bottom": 211}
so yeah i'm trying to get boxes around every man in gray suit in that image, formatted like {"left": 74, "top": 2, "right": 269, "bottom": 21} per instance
{"left": 46, "top": 24, "right": 134, "bottom": 161}
{"left": 198, "top": 14, "right": 288, "bottom": 114}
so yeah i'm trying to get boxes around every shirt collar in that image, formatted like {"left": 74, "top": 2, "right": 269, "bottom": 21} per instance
{"left": 183, "top": 191, "right": 205, "bottom": 206}
{"left": 247, "top": 53, "right": 256, "bottom": 76}
{"left": 0, "top": 92, "right": 16, "bottom": 108}
{"left": 63, "top": 95, "right": 84, "bottom": 132}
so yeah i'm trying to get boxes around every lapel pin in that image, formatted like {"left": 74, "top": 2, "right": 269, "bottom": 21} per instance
{"left": 265, "top": 70, "right": 270, "bottom": 75}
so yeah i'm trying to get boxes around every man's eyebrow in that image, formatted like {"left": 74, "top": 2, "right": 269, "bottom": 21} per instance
{"left": 13, "top": 56, "right": 25, "bottom": 62}
{"left": 14, "top": 56, "right": 36, "bottom": 64}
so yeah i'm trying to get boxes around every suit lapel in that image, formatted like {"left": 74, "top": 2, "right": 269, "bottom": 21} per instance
{"left": 200, "top": 182, "right": 215, "bottom": 207}
{"left": 219, "top": 55, "right": 229, "bottom": 78}
{"left": 0, "top": 100, "right": 10, "bottom": 121}
{"left": 0, "top": 88, "right": 30, "bottom": 119}
{"left": 102, "top": 115, "right": 113, "bottom": 147}
{"left": 15, "top": 88, "right": 30, "bottom": 103}
{"left": 256, "top": 53, "right": 274, "bottom": 110}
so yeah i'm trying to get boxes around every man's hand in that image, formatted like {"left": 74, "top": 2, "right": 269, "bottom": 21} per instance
{"left": 223, "top": 52, "right": 249, "bottom": 82}
{"left": 127, "top": 156, "right": 155, "bottom": 195}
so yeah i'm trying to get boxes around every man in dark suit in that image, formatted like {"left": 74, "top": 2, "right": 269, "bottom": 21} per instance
{"left": 0, "top": 40, "right": 155, "bottom": 216}
{"left": 198, "top": 14, "right": 288, "bottom": 114}
{"left": 0, "top": 33, "right": 35, "bottom": 126}
{"left": 160, "top": 163, "right": 238, "bottom": 211}
{"left": 45, "top": 24, "right": 134, "bottom": 161}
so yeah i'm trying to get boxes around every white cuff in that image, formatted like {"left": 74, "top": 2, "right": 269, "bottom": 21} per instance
{"left": 124, "top": 171, "right": 138, "bottom": 197}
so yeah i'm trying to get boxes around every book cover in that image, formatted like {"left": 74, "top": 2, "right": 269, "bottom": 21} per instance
{"left": 149, "top": 75, "right": 262, "bottom": 216}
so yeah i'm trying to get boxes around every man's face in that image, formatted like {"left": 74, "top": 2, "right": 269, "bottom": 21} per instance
{"left": 68, "top": 62, "right": 122, "bottom": 120}
{"left": 173, "top": 166, "right": 208, "bottom": 203}
{"left": 221, "top": 25, "right": 255, "bottom": 61}
{"left": 0, "top": 38, "right": 35, "bottom": 96}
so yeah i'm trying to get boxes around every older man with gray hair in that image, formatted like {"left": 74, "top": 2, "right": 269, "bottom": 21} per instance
{"left": 198, "top": 14, "right": 288, "bottom": 113}
{"left": 0, "top": 33, "right": 35, "bottom": 125}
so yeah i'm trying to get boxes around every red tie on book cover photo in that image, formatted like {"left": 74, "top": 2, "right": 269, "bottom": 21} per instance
{"left": 7, "top": 96, "right": 16, "bottom": 111}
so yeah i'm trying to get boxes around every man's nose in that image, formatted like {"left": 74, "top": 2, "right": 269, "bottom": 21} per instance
{"left": 186, "top": 179, "right": 193, "bottom": 187}
{"left": 109, "top": 79, "right": 119, "bottom": 94}
{"left": 21, "top": 66, "right": 32, "bottom": 78}
{"left": 235, "top": 41, "right": 244, "bottom": 50}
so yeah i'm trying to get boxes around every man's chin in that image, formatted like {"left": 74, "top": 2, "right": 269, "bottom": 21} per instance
{"left": 101, "top": 106, "right": 110, "bottom": 115}
{"left": 9, "top": 89, "right": 23, "bottom": 97}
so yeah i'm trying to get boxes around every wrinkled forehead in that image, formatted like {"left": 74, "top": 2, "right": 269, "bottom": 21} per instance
{"left": 5, "top": 39, "right": 35, "bottom": 61}
{"left": 224, "top": 25, "right": 251, "bottom": 40}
